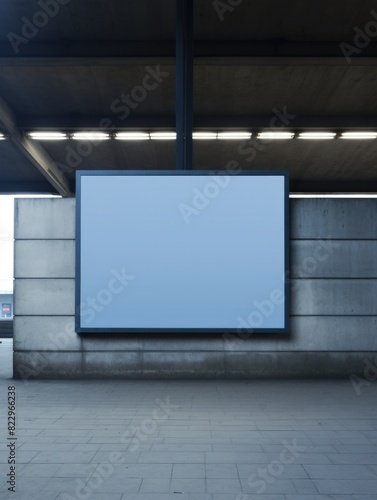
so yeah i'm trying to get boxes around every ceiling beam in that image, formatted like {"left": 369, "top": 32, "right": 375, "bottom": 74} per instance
{"left": 2, "top": 40, "right": 377, "bottom": 65}
{"left": 16, "top": 115, "right": 377, "bottom": 130}
{"left": 176, "top": 0, "right": 193, "bottom": 170}
{"left": 0, "top": 181, "right": 58, "bottom": 194}
{"left": 290, "top": 181, "right": 377, "bottom": 194}
{"left": 0, "top": 96, "right": 71, "bottom": 196}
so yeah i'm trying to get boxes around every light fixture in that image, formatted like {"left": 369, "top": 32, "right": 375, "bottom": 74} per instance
{"left": 217, "top": 132, "right": 251, "bottom": 140}
{"left": 28, "top": 131, "right": 67, "bottom": 140}
{"left": 115, "top": 132, "right": 149, "bottom": 140}
{"left": 298, "top": 132, "right": 336, "bottom": 140}
{"left": 192, "top": 132, "right": 217, "bottom": 140}
{"left": 0, "top": 133, "right": 6, "bottom": 140}
{"left": 257, "top": 132, "right": 295, "bottom": 140}
{"left": 72, "top": 132, "right": 110, "bottom": 141}
{"left": 340, "top": 132, "right": 377, "bottom": 139}
{"left": 150, "top": 132, "right": 176, "bottom": 140}
{"left": 290, "top": 194, "right": 377, "bottom": 198}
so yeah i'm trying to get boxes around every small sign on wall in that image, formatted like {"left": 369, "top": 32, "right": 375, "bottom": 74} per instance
{"left": 1, "top": 303, "right": 12, "bottom": 318}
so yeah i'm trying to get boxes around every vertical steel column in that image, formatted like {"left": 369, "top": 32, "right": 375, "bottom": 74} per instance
{"left": 176, "top": 0, "right": 193, "bottom": 170}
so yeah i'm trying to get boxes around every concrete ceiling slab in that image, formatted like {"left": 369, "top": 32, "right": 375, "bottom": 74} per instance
{"left": 0, "top": 0, "right": 377, "bottom": 193}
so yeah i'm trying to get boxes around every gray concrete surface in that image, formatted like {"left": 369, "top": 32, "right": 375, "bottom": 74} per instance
{"left": 0, "top": 377, "right": 376, "bottom": 499}
{"left": 12, "top": 197, "right": 377, "bottom": 378}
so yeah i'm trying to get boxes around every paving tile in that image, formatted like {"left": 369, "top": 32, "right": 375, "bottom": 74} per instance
{"left": 0, "top": 451, "right": 39, "bottom": 464}
{"left": 139, "top": 477, "right": 171, "bottom": 493}
{"left": 173, "top": 464, "right": 206, "bottom": 478}
{"left": 206, "top": 477, "right": 242, "bottom": 493}
{"left": 70, "top": 495, "right": 122, "bottom": 500}
{"left": 0, "top": 482, "right": 50, "bottom": 500}
{"left": 0, "top": 379, "right": 377, "bottom": 500}
{"left": 240, "top": 477, "right": 296, "bottom": 494}
{"left": 314, "top": 479, "right": 377, "bottom": 495}
{"left": 55, "top": 462, "right": 98, "bottom": 477}
{"left": 285, "top": 496, "right": 352, "bottom": 500}
{"left": 212, "top": 444, "right": 263, "bottom": 452}
{"left": 81, "top": 476, "right": 142, "bottom": 493}
{"left": 91, "top": 451, "right": 140, "bottom": 463}
{"left": 18, "top": 442, "right": 76, "bottom": 451}
{"left": 213, "top": 496, "right": 285, "bottom": 500}
{"left": 205, "top": 463, "right": 238, "bottom": 478}
{"left": 151, "top": 443, "right": 212, "bottom": 452}
{"left": 30, "top": 451, "right": 96, "bottom": 464}
{"left": 287, "top": 453, "right": 333, "bottom": 464}
{"left": 121, "top": 495, "right": 211, "bottom": 500}
{"left": 170, "top": 478, "right": 206, "bottom": 493}
{"left": 110, "top": 463, "right": 173, "bottom": 478}
{"left": 37, "top": 478, "right": 91, "bottom": 499}
{"left": 237, "top": 463, "right": 308, "bottom": 479}
{"left": 293, "top": 478, "right": 319, "bottom": 494}
{"left": 327, "top": 454, "right": 377, "bottom": 465}
{"left": 205, "top": 452, "right": 269, "bottom": 463}
{"left": 352, "top": 496, "right": 377, "bottom": 500}
{"left": 304, "top": 464, "right": 377, "bottom": 479}
{"left": 138, "top": 451, "right": 204, "bottom": 463}
{"left": 334, "top": 445, "right": 377, "bottom": 453}
{"left": 11, "top": 463, "right": 61, "bottom": 477}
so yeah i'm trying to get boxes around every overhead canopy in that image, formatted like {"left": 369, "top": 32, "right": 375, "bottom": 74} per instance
{"left": 0, "top": 0, "right": 377, "bottom": 194}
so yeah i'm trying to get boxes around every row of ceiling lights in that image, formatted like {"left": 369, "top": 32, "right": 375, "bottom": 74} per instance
{"left": 1, "top": 131, "right": 377, "bottom": 141}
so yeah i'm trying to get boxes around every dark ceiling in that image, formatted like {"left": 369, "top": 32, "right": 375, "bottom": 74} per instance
{"left": 1, "top": 0, "right": 377, "bottom": 194}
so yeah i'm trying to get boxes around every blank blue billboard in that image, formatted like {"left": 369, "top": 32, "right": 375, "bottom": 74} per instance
{"left": 76, "top": 171, "right": 289, "bottom": 333}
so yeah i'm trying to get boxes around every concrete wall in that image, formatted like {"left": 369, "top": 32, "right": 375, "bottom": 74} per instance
{"left": 13, "top": 198, "right": 377, "bottom": 378}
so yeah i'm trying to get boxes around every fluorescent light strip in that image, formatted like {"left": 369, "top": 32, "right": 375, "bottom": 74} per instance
{"left": 217, "top": 132, "right": 251, "bottom": 140}
{"left": 150, "top": 132, "right": 176, "bottom": 140}
{"left": 298, "top": 132, "right": 336, "bottom": 140}
{"left": 340, "top": 132, "right": 377, "bottom": 139}
{"left": 115, "top": 132, "right": 149, "bottom": 140}
{"left": 24, "top": 130, "right": 377, "bottom": 143}
{"left": 193, "top": 132, "right": 217, "bottom": 140}
{"left": 28, "top": 131, "right": 67, "bottom": 140}
{"left": 290, "top": 194, "right": 377, "bottom": 198}
{"left": 257, "top": 132, "right": 295, "bottom": 140}
{"left": 0, "top": 133, "right": 6, "bottom": 140}
{"left": 72, "top": 132, "right": 110, "bottom": 141}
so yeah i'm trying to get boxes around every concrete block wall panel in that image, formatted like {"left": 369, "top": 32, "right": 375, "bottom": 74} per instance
{"left": 14, "top": 279, "right": 74, "bottom": 315}
{"left": 14, "top": 198, "right": 75, "bottom": 239}
{"left": 14, "top": 240, "right": 75, "bottom": 278}
{"left": 13, "top": 198, "right": 377, "bottom": 378}
{"left": 13, "top": 316, "right": 81, "bottom": 352}
{"left": 291, "top": 199, "right": 377, "bottom": 239}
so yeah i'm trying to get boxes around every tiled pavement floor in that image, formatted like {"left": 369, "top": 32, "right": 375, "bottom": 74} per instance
{"left": 0, "top": 342, "right": 377, "bottom": 499}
